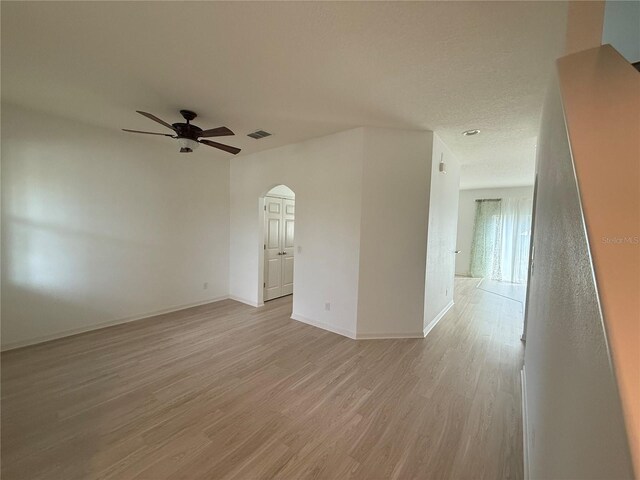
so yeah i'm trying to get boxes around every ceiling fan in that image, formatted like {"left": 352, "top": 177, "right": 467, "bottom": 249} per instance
{"left": 123, "top": 110, "right": 241, "bottom": 155}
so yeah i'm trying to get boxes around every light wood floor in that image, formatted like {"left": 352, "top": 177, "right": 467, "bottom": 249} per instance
{"left": 1, "top": 278, "right": 524, "bottom": 480}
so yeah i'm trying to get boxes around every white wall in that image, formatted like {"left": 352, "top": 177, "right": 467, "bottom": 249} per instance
{"left": 229, "top": 128, "right": 365, "bottom": 336}
{"left": 1, "top": 103, "right": 231, "bottom": 349}
{"left": 356, "top": 129, "right": 433, "bottom": 337}
{"left": 523, "top": 77, "right": 633, "bottom": 479}
{"left": 455, "top": 186, "right": 534, "bottom": 276}
{"left": 602, "top": 0, "right": 640, "bottom": 63}
{"left": 4, "top": 109, "right": 460, "bottom": 345}
{"left": 230, "top": 126, "right": 448, "bottom": 339}
{"left": 423, "top": 134, "right": 460, "bottom": 331}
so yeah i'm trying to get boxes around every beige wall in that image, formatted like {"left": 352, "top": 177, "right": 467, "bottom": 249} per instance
{"left": 230, "top": 127, "right": 453, "bottom": 339}
{"left": 229, "top": 128, "right": 365, "bottom": 336}
{"left": 556, "top": 45, "right": 640, "bottom": 474}
{"left": 523, "top": 61, "right": 633, "bottom": 479}
{"left": 1, "top": 103, "right": 231, "bottom": 349}
{"left": 356, "top": 128, "right": 434, "bottom": 337}
{"left": 3, "top": 109, "right": 460, "bottom": 345}
{"left": 423, "top": 134, "right": 460, "bottom": 332}
{"left": 565, "top": 1, "right": 605, "bottom": 55}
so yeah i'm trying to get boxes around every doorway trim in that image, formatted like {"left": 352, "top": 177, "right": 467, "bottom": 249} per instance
{"left": 257, "top": 184, "right": 296, "bottom": 306}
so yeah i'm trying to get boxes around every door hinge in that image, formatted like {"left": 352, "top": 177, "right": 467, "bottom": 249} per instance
{"left": 264, "top": 244, "right": 266, "bottom": 250}
{"left": 264, "top": 205, "right": 267, "bottom": 210}
{"left": 264, "top": 282, "right": 266, "bottom": 288}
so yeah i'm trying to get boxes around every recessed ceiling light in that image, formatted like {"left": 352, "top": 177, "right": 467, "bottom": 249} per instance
{"left": 462, "top": 129, "right": 480, "bottom": 136}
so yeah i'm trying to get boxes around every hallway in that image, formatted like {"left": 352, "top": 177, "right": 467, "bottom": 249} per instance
{"left": 2, "top": 278, "right": 524, "bottom": 479}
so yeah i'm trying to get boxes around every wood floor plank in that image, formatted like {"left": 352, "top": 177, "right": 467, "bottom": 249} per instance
{"left": 1, "top": 279, "right": 524, "bottom": 479}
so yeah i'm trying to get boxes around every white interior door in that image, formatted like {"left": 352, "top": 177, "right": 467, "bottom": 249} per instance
{"left": 264, "top": 197, "right": 283, "bottom": 301}
{"left": 281, "top": 199, "right": 295, "bottom": 296}
{"left": 264, "top": 195, "right": 295, "bottom": 301}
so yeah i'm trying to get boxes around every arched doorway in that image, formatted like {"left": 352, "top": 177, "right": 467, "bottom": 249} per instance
{"left": 259, "top": 185, "right": 295, "bottom": 303}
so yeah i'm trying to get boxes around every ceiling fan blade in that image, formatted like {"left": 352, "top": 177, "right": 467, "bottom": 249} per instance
{"left": 122, "top": 129, "right": 174, "bottom": 137}
{"left": 199, "top": 126, "right": 235, "bottom": 138}
{"left": 199, "top": 139, "right": 241, "bottom": 155}
{"left": 136, "top": 111, "right": 176, "bottom": 131}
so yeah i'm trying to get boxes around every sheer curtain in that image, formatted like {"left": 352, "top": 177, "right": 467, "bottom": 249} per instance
{"left": 469, "top": 197, "right": 533, "bottom": 284}
{"left": 469, "top": 199, "right": 502, "bottom": 279}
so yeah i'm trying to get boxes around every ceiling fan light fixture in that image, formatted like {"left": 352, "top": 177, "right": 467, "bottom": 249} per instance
{"left": 177, "top": 137, "right": 199, "bottom": 153}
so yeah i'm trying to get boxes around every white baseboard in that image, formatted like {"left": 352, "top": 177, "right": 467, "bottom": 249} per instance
{"left": 290, "top": 313, "right": 356, "bottom": 339}
{"left": 290, "top": 315, "right": 428, "bottom": 340}
{"left": 290, "top": 307, "right": 454, "bottom": 341}
{"left": 229, "top": 295, "right": 263, "bottom": 308}
{"left": 521, "top": 366, "right": 531, "bottom": 480}
{"left": 1, "top": 295, "right": 230, "bottom": 352}
{"left": 355, "top": 331, "right": 425, "bottom": 339}
{"left": 423, "top": 300, "right": 454, "bottom": 337}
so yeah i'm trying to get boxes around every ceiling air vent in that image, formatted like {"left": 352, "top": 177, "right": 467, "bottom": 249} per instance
{"left": 247, "top": 130, "right": 272, "bottom": 139}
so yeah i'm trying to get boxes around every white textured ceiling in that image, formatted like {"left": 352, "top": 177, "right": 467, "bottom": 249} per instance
{"left": 1, "top": 1, "right": 567, "bottom": 189}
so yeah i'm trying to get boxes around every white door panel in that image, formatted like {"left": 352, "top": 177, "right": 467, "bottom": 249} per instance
{"left": 284, "top": 219, "right": 295, "bottom": 249}
{"left": 266, "top": 258, "right": 282, "bottom": 287}
{"left": 264, "top": 195, "right": 295, "bottom": 301}
{"left": 268, "top": 202, "right": 281, "bottom": 214}
{"left": 267, "top": 218, "right": 281, "bottom": 249}
{"left": 282, "top": 256, "right": 294, "bottom": 295}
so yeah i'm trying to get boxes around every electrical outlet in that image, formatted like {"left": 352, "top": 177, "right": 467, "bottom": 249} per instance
{"left": 203, "top": 282, "right": 208, "bottom": 290}
{"left": 325, "top": 302, "right": 331, "bottom": 311}
{"left": 297, "top": 246, "right": 302, "bottom": 254}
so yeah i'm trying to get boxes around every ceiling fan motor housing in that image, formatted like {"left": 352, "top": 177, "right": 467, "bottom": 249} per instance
{"left": 174, "top": 110, "right": 202, "bottom": 149}
{"left": 172, "top": 122, "right": 203, "bottom": 141}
